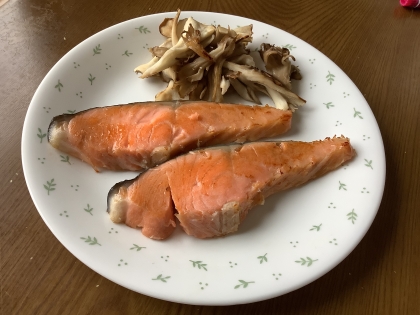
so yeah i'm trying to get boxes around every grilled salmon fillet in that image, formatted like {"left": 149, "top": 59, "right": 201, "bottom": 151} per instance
{"left": 107, "top": 136, "right": 355, "bottom": 240}
{"left": 48, "top": 101, "right": 292, "bottom": 171}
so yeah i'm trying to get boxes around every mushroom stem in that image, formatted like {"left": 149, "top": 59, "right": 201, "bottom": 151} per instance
{"left": 228, "top": 77, "right": 261, "bottom": 104}
{"left": 171, "top": 9, "right": 181, "bottom": 46}
{"left": 266, "top": 87, "right": 288, "bottom": 110}
{"left": 223, "top": 61, "right": 305, "bottom": 109}
{"left": 220, "top": 76, "right": 230, "bottom": 95}
{"left": 155, "top": 80, "right": 184, "bottom": 101}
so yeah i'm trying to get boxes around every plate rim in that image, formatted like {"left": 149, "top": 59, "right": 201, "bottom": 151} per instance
{"left": 21, "top": 11, "right": 386, "bottom": 305}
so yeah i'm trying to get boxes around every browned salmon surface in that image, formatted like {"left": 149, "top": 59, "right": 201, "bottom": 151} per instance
{"left": 107, "top": 136, "right": 355, "bottom": 240}
{"left": 48, "top": 101, "right": 292, "bottom": 171}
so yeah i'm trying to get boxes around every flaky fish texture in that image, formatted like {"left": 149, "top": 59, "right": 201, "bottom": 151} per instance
{"left": 48, "top": 101, "right": 292, "bottom": 171}
{"left": 107, "top": 136, "right": 355, "bottom": 240}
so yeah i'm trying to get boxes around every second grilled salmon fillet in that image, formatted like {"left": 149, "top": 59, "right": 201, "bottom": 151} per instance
{"left": 107, "top": 136, "right": 355, "bottom": 240}
{"left": 48, "top": 101, "right": 292, "bottom": 171}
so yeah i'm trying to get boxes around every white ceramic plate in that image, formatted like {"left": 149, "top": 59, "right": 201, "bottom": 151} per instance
{"left": 22, "top": 12, "right": 385, "bottom": 305}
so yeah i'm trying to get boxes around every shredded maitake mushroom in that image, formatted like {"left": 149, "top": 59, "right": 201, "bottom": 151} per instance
{"left": 134, "top": 9, "right": 305, "bottom": 111}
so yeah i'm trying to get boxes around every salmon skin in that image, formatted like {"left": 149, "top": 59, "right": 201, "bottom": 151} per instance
{"left": 48, "top": 100, "right": 292, "bottom": 171}
{"left": 107, "top": 136, "right": 355, "bottom": 240}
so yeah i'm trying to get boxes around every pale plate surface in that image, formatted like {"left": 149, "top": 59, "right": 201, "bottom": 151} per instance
{"left": 22, "top": 12, "right": 385, "bottom": 305}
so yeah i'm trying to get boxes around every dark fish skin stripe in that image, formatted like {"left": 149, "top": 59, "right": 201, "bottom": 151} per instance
{"left": 106, "top": 176, "right": 140, "bottom": 214}
{"left": 48, "top": 113, "right": 71, "bottom": 143}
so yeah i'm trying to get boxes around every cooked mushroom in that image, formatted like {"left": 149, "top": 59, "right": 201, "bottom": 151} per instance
{"left": 177, "top": 33, "right": 236, "bottom": 81}
{"left": 186, "top": 67, "right": 205, "bottom": 82}
{"left": 227, "top": 53, "right": 255, "bottom": 66}
{"left": 210, "top": 25, "right": 237, "bottom": 46}
{"left": 171, "top": 9, "right": 182, "bottom": 46}
{"left": 182, "top": 23, "right": 212, "bottom": 61}
{"left": 223, "top": 61, "right": 305, "bottom": 110}
{"left": 134, "top": 57, "right": 158, "bottom": 75}
{"left": 155, "top": 80, "right": 184, "bottom": 101}
{"left": 188, "top": 78, "right": 208, "bottom": 101}
{"left": 149, "top": 46, "right": 169, "bottom": 58}
{"left": 233, "top": 25, "right": 253, "bottom": 43}
{"left": 206, "top": 63, "right": 224, "bottom": 102}
{"left": 290, "top": 65, "right": 302, "bottom": 80}
{"left": 134, "top": 9, "right": 305, "bottom": 110}
{"left": 140, "top": 17, "right": 216, "bottom": 78}
{"left": 159, "top": 9, "right": 188, "bottom": 39}
{"left": 159, "top": 18, "right": 173, "bottom": 37}
{"left": 265, "top": 87, "right": 289, "bottom": 110}
{"left": 228, "top": 76, "right": 261, "bottom": 104}
{"left": 134, "top": 38, "right": 172, "bottom": 74}
{"left": 220, "top": 76, "right": 230, "bottom": 95}
{"left": 159, "top": 67, "right": 177, "bottom": 82}
{"left": 177, "top": 80, "right": 199, "bottom": 98}
{"left": 259, "top": 43, "right": 301, "bottom": 90}
{"left": 175, "top": 67, "right": 205, "bottom": 98}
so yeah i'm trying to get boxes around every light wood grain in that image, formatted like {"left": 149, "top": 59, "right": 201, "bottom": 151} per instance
{"left": 1, "top": 0, "right": 420, "bottom": 314}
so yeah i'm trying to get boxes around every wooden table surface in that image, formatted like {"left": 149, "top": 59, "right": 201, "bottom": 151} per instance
{"left": 1, "top": 0, "right": 419, "bottom": 314}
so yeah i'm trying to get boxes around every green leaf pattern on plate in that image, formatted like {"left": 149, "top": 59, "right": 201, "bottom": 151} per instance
{"left": 295, "top": 257, "right": 318, "bottom": 267}
{"left": 364, "top": 159, "right": 373, "bottom": 169}
{"left": 339, "top": 181, "right": 347, "bottom": 191}
{"left": 234, "top": 280, "right": 255, "bottom": 289}
{"left": 60, "top": 155, "right": 71, "bottom": 164}
{"left": 84, "top": 204, "right": 93, "bottom": 216}
{"left": 43, "top": 179, "right": 56, "bottom": 195}
{"left": 353, "top": 108, "right": 363, "bottom": 119}
{"left": 310, "top": 224, "right": 322, "bottom": 231}
{"left": 37, "top": 128, "right": 46, "bottom": 143}
{"left": 257, "top": 253, "right": 268, "bottom": 264}
{"left": 323, "top": 102, "right": 334, "bottom": 109}
{"left": 326, "top": 71, "right": 335, "bottom": 85}
{"left": 130, "top": 244, "right": 146, "bottom": 251}
{"left": 55, "top": 80, "right": 63, "bottom": 91}
{"left": 122, "top": 50, "right": 133, "bottom": 57}
{"left": 135, "top": 26, "right": 151, "bottom": 33}
{"left": 88, "top": 73, "right": 95, "bottom": 85}
{"left": 93, "top": 44, "right": 102, "bottom": 55}
{"left": 347, "top": 209, "right": 358, "bottom": 224}
{"left": 190, "top": 260, "right": 208, "bottom": 271}
{"left": 153, "top": 274, "right": 170, "bottom": 282}
{"left": 80, "top": 236, "right": 101, "bottom": 246}
{"left": 283, "top": 44, "right": 296, "bottom": 50}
